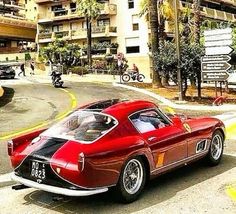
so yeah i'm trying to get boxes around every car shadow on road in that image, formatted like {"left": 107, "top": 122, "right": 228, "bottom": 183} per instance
{"left": 22, "top": 154, "right": 236, "bottom": 214}
{"left": 0, "top": 87, "right": 15, "bottom": 107}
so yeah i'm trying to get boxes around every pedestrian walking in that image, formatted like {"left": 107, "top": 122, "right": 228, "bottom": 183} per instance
{"left": 30, "top": 61, "right": 35, "bottom": 75}
{"left": 18, "top": 63, "right": 26, "bottom": 76}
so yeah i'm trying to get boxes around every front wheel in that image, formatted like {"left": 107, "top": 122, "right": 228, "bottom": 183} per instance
{"left": 137, "top": 74, "right": 145, "bottom": 82}
{"left": 122, "top": 74, "right": 131, "bottom": 82}
{"left": 115, "top": 157, "right": 146, "bottom": 203}
{"left": 206, "top": 130, "right": 224, "bottom": 166}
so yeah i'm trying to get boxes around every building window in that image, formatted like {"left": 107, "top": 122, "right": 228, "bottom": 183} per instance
{"left": 128, "top": 0, "right": 134, "bottom": 9}
{"left": 132, "top": 23, "right": 139, "bottom": 31}
{"left": 126, "top": 46, "right": 140, "bottom": 53}
{"left": 97, "top": 18, "right": 110, "bottom": 26}
{"left": 132, "top": 15, "right": 139, "bottom": 31}
{"left": 125, "top": 37, "right": 140, "bottom": 53}
{"left": 52, "top": 25, "right": 63, "bottom": 32}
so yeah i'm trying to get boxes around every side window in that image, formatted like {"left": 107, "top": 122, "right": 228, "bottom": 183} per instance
{"left": 130, "top": 109, "right": 169, "bottom": 133}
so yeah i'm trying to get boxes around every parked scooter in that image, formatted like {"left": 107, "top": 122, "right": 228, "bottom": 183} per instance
{"left": 51, "top": 70, "right": 64, "bottom": 88}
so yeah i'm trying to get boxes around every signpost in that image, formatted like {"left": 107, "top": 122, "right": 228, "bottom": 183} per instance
{"left": 202, "top": 28, "right": 233, "bottom": 99}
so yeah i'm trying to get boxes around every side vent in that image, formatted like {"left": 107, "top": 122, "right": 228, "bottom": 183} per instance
{"left": 196, "top": 140, "right": 207, "bottom": 153}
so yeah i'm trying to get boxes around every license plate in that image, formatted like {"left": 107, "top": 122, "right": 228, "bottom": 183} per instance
{"left": 30, "top": 160, "right": 46, "bottom": 180}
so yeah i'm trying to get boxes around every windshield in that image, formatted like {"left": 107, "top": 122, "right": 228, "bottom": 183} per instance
{"left": 42, "top": 111, "right": 118, "bottom": 143}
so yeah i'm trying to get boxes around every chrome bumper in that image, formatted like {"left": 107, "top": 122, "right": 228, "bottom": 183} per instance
{"left": 11, "top": 173, "right": 108, "bottom": 196}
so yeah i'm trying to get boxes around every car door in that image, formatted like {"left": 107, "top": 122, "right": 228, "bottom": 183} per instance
{"left": 130, "top": 109, "right": 188, "bottom": 172}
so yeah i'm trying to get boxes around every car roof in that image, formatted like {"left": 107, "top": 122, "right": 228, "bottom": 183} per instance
{"left": 102, "top": 100, "right": 157, "bottom": 121}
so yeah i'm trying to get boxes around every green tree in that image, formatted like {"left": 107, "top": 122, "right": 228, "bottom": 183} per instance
{"left": 40, "top": 39, "right": 81, "bottom": 67}
{"left": 77, "top": 0, "right": 103, "bottom": 67}
{"left": 154, "top": 40, "right": 204, "bottom": 98}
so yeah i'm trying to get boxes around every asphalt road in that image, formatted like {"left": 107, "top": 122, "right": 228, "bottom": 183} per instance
{"left": 0, "top": 79, "right": 236, "bottom": 213}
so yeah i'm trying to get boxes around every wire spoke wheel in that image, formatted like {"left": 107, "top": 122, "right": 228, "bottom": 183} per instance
{"left": 210, "top": 134, "right": 223, "bottom": 160}
{"left": 122, "top": 159, "right": 143, "bottom": 195}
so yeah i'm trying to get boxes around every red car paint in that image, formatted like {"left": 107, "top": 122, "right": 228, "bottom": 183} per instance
{"left": 9, "top": 100, "right": 225, "bottom": 191}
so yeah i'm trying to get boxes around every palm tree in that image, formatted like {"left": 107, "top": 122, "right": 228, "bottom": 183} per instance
{"left": 192, "top": 0, "right": 201, "bottom": 98}
{"left": 148, "top": 0, "right": 162, "bottom": 87}
{"left": 77, "top": 0, "right": 102, "bottom": 67}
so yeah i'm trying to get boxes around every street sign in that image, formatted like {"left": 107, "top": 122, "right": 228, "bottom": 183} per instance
{"left": 205, "top": 46, "right": 233, "bottom": 55}
{"left": 202, "top": 71, "right": 229, "bottom": 81}
{"left": 204, "top": 28, "right": 232, "bottom": 36}
{"left": 201, "top": 61, "right": 231, "bottom": 72}
{"left": 205, "top": 34, "right": 232, "bottom": 42}
{"left": 204, "top": 39, "right": 232, "bottom": 47}
{"left": 201, "top": 55, "right": 231, "bottom": 62}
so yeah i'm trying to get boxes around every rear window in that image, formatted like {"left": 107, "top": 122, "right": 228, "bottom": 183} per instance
{"left": 42, "top": 111, "right": 118, "bottom": 143}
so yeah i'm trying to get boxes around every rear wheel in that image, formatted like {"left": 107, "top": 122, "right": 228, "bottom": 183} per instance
{"left": 206, "top": 130, "right": 224, "bottom": 166}
{"left": 122, "top": 74, "right": 130, "bottom": 82}
{"left": 115, "top": 157, "right": 146, "bottom": 203}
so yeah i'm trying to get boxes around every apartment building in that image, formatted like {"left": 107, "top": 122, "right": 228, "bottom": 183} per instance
{"left": 0, "top": 0, "right": 37, "bottom": 62}
{"left": 36, "top": 0, "right": 150, "bottom": 76}
{"left": 36, "top": 0, "right": 236, "bottom": 76}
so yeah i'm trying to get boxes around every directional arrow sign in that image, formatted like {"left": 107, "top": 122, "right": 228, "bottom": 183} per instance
{"left": 204, "top": 28, "right": 232, "bottom": 36}
{"left": 202, "top": 71, "right": 229, "bottom": 81}
{"left": 201, "top": 55, "right": 231, "bottom": 62}
{"left": 205, "top": 46, "right": 233, "bottom": 55}
{"left": 201, "top": 61, "right": 231, "bottom": 72}
{"left": 204, "top": 39, "right": 232, "bottom": 47}
{"left": 205, "top": 34, "right": 232, "bottom": 42}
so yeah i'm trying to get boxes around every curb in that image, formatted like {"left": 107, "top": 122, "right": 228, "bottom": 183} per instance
{"left": 113, "top": 83, "right": 236, "bottom": 112}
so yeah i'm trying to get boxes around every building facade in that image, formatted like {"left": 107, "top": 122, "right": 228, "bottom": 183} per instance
{"left": 0, "top": 0, "right": 37, "bottom": 62}
{"left": 35, "top": 0, "right": 236, "bottom": 76}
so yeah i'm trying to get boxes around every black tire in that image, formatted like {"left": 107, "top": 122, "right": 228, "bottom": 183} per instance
{"left": 206, "top": 130, "right": 224, "bottom": 166}
{"left": 137, "top": 74, "right": 145, "bottom": 82}
{"left": 122, "top": 74, "right": 131, "bottom": 82}
{"left": 115, "top": 157, "right": 146, "bottom": 203}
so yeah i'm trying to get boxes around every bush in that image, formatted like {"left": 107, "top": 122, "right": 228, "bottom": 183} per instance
{"left": 69, "top": 66, "right": 88, "bottom": 76}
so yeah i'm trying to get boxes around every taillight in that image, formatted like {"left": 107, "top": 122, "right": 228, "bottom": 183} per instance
{"left": 78, "top": 152, "right": 85, "bottom": 172}
{"left": 8, "top": 140, "right": 13, "bottom": 156}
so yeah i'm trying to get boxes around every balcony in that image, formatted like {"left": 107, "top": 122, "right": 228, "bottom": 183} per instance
{"left": 38, "top": 32, "right": 52, "bottom": 43}
{"left": 38, "top": 9, "right": 81, "bottom": 23}
{"left": 53, "top": 30, "right": 70, "bottom": 39}
{"left": 71, "top": 25, "right": 117, "bottom": 39}
{"left": 201, "top": 6, "right": 236, "bottom": 22}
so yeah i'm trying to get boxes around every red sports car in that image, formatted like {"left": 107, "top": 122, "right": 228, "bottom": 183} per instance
{"left": 8, "top": 99, "right": 225, "bottom": 203}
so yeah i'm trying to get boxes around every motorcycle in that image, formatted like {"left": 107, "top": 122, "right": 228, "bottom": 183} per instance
{"left": 51, "top": 70, "right": 64, "bottom": 88}
{"left": 121, "top": 70, "right": 145, "bottom": 83}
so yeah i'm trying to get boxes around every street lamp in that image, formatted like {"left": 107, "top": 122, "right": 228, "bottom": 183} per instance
{"left": 174, "top": 0, "right": 183, "bottom": 101}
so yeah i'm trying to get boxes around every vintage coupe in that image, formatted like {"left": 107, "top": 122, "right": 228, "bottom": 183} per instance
{"left": 8, "top": 99, "right": 225, "bottom": 203}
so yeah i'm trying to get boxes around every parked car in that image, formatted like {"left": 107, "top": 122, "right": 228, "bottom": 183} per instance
{"left": 8, "top": 99, "right": 225, "bottom": 203}
{"left": 0, "top": 65, "right": 15, "bottom": 79}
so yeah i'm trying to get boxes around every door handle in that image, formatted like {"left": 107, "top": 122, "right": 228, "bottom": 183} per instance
{"left": 148, "top": 136, "right": 158, "bottom": 142}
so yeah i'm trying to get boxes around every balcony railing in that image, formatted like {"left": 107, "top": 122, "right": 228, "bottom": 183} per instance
{"left": 179, "top": 1, "right": 236, "bottom": 23}
{"left": 38, "top": 33, "right": 52, "bottom": 39}
{"left": 54, "top": 31, "right": 70, "bottom": 39}
{"left": 38, "top": 3, "right": 117, "bottom": 23}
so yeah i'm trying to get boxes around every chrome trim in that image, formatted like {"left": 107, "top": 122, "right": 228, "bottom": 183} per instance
{"left": 196, "top": 140, "right": 208, "bottom": 154}
{"left": 7, "top": 140, "right": 13, "bottom": 156}
{"left": 11, "top": 173, "right": 108, "bottom": 196}
{"left": 78, "top": 152, "right": 85, "bottom": 172}
{"left": 151, "top": 150, "right": 208, "bottom": 173}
